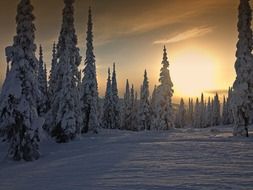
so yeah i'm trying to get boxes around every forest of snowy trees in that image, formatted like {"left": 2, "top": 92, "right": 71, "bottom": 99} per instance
{"left": 0, "top": 0, "right": 252, "bottom": 161}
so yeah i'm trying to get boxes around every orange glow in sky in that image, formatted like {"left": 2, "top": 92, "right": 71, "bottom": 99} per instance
{"left": 170, "top": 47, "right": 218, "bottom": 97}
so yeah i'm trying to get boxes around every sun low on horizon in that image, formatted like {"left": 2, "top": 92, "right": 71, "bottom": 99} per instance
{"left": 171, "top": 48, "right": 216, "bottom": 97}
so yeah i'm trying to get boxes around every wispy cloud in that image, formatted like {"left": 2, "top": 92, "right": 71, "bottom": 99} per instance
{"left": 153, "top": 26, "right": 213, "bottom": 44}
{"left": 94, "top": 11, "right": 196, "bottom": 46}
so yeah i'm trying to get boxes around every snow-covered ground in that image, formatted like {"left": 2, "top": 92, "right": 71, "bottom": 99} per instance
{"left": 0, "top": 126, "right": 253, "bottom": 190}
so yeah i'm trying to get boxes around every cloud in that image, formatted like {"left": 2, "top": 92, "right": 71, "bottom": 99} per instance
{"left": 153, "top": 26, "right": 213, "bottom": 44}
{"left": 94, "top": 10, "right": 196, "bottom": 46}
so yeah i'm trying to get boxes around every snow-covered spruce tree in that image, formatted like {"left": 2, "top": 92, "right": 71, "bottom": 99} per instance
{"left": 56, "top": 0, "right": 81, "bottom": 78}
{"left": 44, "top": 43, "right": 57, "bottom": 133}
{"left": 38, "top": 45, "right": 48, "bottom": 96}
{"left": 51, "top": 52, "right": 82, "bottom": 142}
{"left": 48, "top": 42, "right": 57, "bottom": 100}
{"left": 205, "top": 97, "right": 213, "bottom": 127}
{"left": 139, "top": 70, "right": 151, "bottom": 130}
{"left": 212, "top": 93, "right": 221, "bottom": 126}
{"left": 129, "top": 85, "right": 138, "bottom": 131}
{"left": 111, "top": 63, "right": 121, "bottom": 129}
{"left": 37, "top": 45, "right": 48, "bottom": 116}
{"left": 232, "top": 0, "right": 253, "bottom": 137}
{"left": 186, "top": 98, "right": 194, "bottom": 127}
{"left": 194, "top": 98, "right": 201, "bottom": 128}
{"left": 0, "top": 0, "right": 42, "bottom": 161}
{"left": 49, "top": 0, "right": 82, "bottom": 142}
{"left": 121, "top": 80, "right": 132, "bottom": 130}
{"left": 175, "top": 98, "right": 186, "bottom": 128}
{"left": 102, "top": 68, "right": 113, "bottom": 129}
{"left": 150, "top": 85, "right": 159, "bottom": 130}
{"left": 155, "top": 46, "right": 174, "bottom": 130}
{"left": 81, "top": 7, "right": 99, "bottom": 133}
{"left": 222, "top": 96, "right": 230, "bottom": 125}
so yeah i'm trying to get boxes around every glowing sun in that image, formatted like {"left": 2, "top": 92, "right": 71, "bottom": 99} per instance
{"left": 170, "top": 49, "right": 217, "bottom": 97}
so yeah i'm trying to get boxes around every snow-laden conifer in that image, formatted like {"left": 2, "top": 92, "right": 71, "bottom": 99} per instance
{"left": 129, "top": 85, "right": 138, "bottom": 131}
{"left": 222, "top": 96, "right": 230, "bottom": 125}
{"left": 155, "top": 46, "right": 174, "bottom": 130}
{"left": 139, "top": 70, "right": 151, "bottom": 130}
{"left": 150, "top": 85, "right": 159, "bottom": 130}
{"left": 212, "top": 93, "right": 221, "bottom": 126}
{"left": 51, "top": 52, "right": 82, "bottom": 143}
{"left": 49, "top": 0, "right": 82, "bottom": 142}
{"left": 111, "top": 63, "right": 120, "bottom": 129}
{"left": 56, "top": 0, "right": 81, "bottom": 79}
{"left": 48, "top": 42, "right": 57, "bottom": 100}
{"left": 0, "top": 0, "right": 42, "bottom": 161}
{"left": 205, "top": 97, "right": 213, "bottom": 127}
{"left": 175, "top": 98, "right": 186, "bottom": 128}
{"left": 81, "top": 7, "right": 99, "bottom": 133}
{"left": 187, "top": 98, "right": 194, "bottom": 126}
{"left": 232, "top": 0, "right": 253, "bottom": 137}
{"left": 37, "top": 45, "right": 48, "bottom": 115}
{"left": 102, "top": 68, "right": 113, "bottom": 129}
{"left": 121, "top": 80, "right": 131, "bottom": 130}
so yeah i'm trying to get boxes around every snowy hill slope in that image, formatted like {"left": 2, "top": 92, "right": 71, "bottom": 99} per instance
{"left": 0, "top": 127, "right": 253, "bottom": 190}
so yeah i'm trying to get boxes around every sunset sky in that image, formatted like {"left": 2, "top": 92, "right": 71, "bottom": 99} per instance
{"left": 0, "top": 0, "right": 248, "bottom": 100}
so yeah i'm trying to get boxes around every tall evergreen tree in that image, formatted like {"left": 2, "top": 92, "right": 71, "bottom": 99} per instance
{"left": 102, "top": 68, "right": 113, "bottom": 129}
{"left": 139, "top": 70, "right": 151, "bottom": 130}
{"left": 222, "top": 96, "right": 230, "bottom": 125}
{"left": 132, "top": 90, "right": 139, "bottom": 131}
{"left": 155, "top": 46, "right": 174, "bottom": 130}
{"left": 121, "top": 80, "right": 131, "bottom": 130}
{"left": 232, "top": 0, "right": 253, "bottom": 137}
{"left": 81, "top": 7, "right": 99, "bottom": 133}
{"left": 150, "top": 85, "right": 159, "bottom": 130}
{"left": 213, "top": 93, "right": 221, "bottom": 126}
{"left": 151, "top": 86, "right": 157, "bottom": 109}
{"left": 53, "top": 53, "right": 82, "bottom": 142}
{"left": 0, "top": 0, "right": 41, "bottom": 161}
{"left": 111, "top": 63, "right": 120, "bottom": 129}
{"left": 56, "top": 0, "right": 81, "bottom": 78}
{"left": 129, "top": 85, "right": 138, "bottom": 131}
{"left": 175, "top": 98, "right": 186, "bottom": 128}
{"left": 48, "top": 42, "right": 57, "bottom": 100}
{"left": 49, "top": 0, "right": 82, "bottom": 142}
{"left": 37, "top": 45, "right": 48, "bottom": 115}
